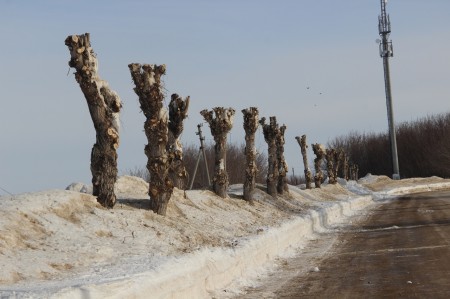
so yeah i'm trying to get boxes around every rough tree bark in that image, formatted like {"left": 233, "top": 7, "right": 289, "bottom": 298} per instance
{"left": 277, "top": 124, "right": 289, "bottom": 194}
{"left": 129, "top": 63, "right": 173, "bottom": 215}
{"left": 65, "top": 33, "right": 122, "bottom": 208}
{"left": 168, "top": 93, "right": 190, "bottom": 190}
{"left": 260, "top": 116, "right": 279, "bottom": 197}
{"left": 296, "top": 135, "right": 313, "bottom": 189}
{"left": 242, "top": 107, "right": 259, "bottom": 202}
{"left": 326, "top": 148, "right": 337, "bottom": 184}
{"left": 200, "top": 107, "right": 235, "bottom": 198}
{"left": 312, "top": 143, "right": 326, "bottom": 188}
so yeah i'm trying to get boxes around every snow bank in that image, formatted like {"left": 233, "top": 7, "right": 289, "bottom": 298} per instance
{"left": 55, "top": 195, "right": 374, "bottom": 299}
{"left": 379, "top": 182, "right": 450, "bottom": 196}
{"left": 1, "top": 175, "right": 450, "bottom": 299}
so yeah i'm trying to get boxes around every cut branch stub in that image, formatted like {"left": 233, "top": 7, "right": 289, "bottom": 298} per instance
{"left": 312, "top": 143, "right": 326, "bottom": 188}
{"left": 295, "top": 135, "right": 313, "bottom": 189}
{"left": 276, "top": 124, "right": 289, "bottom": 194}
{"left": 200, "top": 107, "right": 235, "bottom": 198}
{"left": 65, "top": 33, "right": 122, "bottom": 208}
{"left": 259, "top": 116, "right": 279, "bottom": 197}
{"left": 129, "top": 63, "right": 173, "bottom": 216}
{"left": 242, "top": 107, "right": 259, "bottom": 202}
{"left": 168, "top": 93, "right": 190, "bottom": 189}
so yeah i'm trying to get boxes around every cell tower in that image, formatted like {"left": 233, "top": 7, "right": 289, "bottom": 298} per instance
{"left": 378, "top": 0, "right": 400, "bottom": 179}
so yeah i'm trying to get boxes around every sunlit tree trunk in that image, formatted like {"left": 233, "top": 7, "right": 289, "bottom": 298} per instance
{"left": 201, "top": 107, "right": 235, "bottom": 198}
{"left": 260, "top": 116, "right": 279, "bottom": 197}
{"left": 242, "top": 107, "right": 259, "bottom": 202}
{"left": 277, "top": 124, "right": 289, "bottom": 194}
{"left": 168, "top": 93, "right": 190, "bottom": 190}
{"left": 129, "top": 63, "right": 173, "bottom": 215}
{"left": 65, "top": 33, "right": 122, "bottom": 208}
{"left": 296, "top": 135, "right": 313, "bottom": 189}
{"left": 312, "top": 143, "right": 326, "bottom": 188}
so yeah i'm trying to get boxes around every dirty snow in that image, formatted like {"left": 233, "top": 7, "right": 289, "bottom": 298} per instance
{"left": 1, "top": 175, "right": 449, "bottom": 298}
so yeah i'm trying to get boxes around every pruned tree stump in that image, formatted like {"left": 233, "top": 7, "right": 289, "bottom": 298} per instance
{"left": 296, "top": 135, "right": 313, "bottom": 189}
{"left": 201, "top": 107, "right": 235, "bottom": 198}
{"left": 260, "top": 116, "right": 279, "bottom": 197}
{"left": 312, "top": 143, "right": 326, "bottom": 188}
{"left": 129, "top": 63, "right": 173, "bottom": 216}
{"left": 242, "top": 107, "right": 259, "bottom": 202}
{"left": 277, "top": 124, "right": 289, "bottom": 194}
{"left": 326, "top": 148, "right": 337, "bottom": 184}
{"left": 168, "top": 93, "right": 190, "bottom": 190}
{"left": 65, "top": 33, "right": 122, "bottom": 208}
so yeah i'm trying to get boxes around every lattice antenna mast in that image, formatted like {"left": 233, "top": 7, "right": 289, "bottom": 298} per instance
{"left": 189, "top": 123, "right": 211, "bottom": 189}
{"left": 378, "top": 0, "right": 400, "bottom": 179}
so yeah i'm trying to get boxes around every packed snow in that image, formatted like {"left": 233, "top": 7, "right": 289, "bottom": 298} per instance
{"left": 1, "top": 175, "right": 450, "bottom": 298}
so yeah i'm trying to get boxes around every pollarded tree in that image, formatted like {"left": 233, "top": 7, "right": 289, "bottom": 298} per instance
{"left": 242, "top": 107, "right": 259, "bottom": 202}
{"left": 129, "top": 63, "right": 173, "bottom": 216}
{"left": 200, "top": 107, "right": 235, "bottom": 198}
{"left": 326, "top": 148, "right": 337, "bottom": 184}
{"left": 168, "top": 93, "right": 190, "bottom": 189}
{"left": 65, "top": 33, "right": 122, "bottom": 208}
{"left": 260, "top": 116, "right": 279, "bottom": 197}
{"left": 312, "top": 143, "right": 326, "bottom": 188}
{"left": 277, "top": 124, "right": 289, "bottom": 194}
{"left": 295, "top": 135, "right": 313, "bottom": 189}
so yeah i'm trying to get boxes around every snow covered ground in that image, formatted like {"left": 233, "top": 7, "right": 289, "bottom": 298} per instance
{"left": 1, "top": 175, "right": 450, "bottom": 298}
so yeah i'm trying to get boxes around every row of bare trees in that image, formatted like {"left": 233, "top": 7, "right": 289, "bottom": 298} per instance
{"left": 66, "top": 33, "right": 358, "bottom": 215}
{"left": 66, "top": 33, "right": 190, "bottom": 215}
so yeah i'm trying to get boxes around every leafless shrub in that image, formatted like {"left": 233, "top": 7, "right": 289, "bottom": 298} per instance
{"left": 126, "top": 143, "right": 268, "bottom": 189}
{"left": 328, "top": 112, "right": 450, "bottom": 178}
{"left": 123, "top": 166, "right": 150, "bottom": 182}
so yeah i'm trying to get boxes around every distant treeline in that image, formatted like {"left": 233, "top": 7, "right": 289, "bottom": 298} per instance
{"left": 328, "top": 112, "right": 450, "bottom": 179}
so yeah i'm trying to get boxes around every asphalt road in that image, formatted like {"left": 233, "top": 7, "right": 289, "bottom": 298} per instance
{"left": 238, "top": 190, "right": 450, "bottom": 298}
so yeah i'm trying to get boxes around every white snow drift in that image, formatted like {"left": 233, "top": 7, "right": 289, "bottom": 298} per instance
{"left": 1, "top": 175, "right": 450, "bottom": 298}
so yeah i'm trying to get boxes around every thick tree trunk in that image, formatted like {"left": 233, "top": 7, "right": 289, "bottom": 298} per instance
{"left": 242, "top": 107, "right": 259, "bottom": 202}
{"left": 260, "top": 117, "right": 279, "bottom": 197}
{"left": 326, "top": 148, "right": 337, "bottom": 184}
{"left": 277, "top": 124, "right": 289, "bottom": 194}
{"left": 295, "top": 135, "right": 313, "bottom": 189}
{"left": 65, "top": 33, "right": 122, "bottom": 208}
{"left": 168, "top": 93, "right": 190, "bottom": 190}
{"left": 200, "top": 107, "right": 235, "bottom": 198}
{"left": 312, "top": 143, "right": 326, "bottom": 188}
{"left": 129, "top": 63, "right": 173, "bottom": 215}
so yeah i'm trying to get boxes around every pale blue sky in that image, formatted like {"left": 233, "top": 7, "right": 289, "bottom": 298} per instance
{"left": 1, "top": 0, "right": 449, "bottom": 194}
